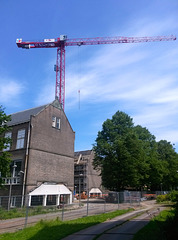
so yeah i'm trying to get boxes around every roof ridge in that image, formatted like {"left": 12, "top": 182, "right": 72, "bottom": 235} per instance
{"left": 75, "top": 150, "right": 92, "bottom": 155}
{"left": 7, "top": 99, "right": 63, "bottom": 126}
{"left": 9, "top": 103, "right": 48, "bottom": 116}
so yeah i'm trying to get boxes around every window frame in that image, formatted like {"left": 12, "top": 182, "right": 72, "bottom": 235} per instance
{"left": 52, "top": 116, "right": 60, "bottom": 130}
{"left": 10, "top": 160, "right": 22, "bottom": 178}
{"left": 56, "top": 118, "right": 60, "bottom": 129}
{"left": 16, "top": 129, "right": 25, "bottom": 149}
{"left": 52, "top": 116, "right": 56, "bottom": 127}
{"left": 11, "top": 196, "right": 16, "bottom": 207}
{"left": 4, "top": 132, "right": 12, "bottom": 151}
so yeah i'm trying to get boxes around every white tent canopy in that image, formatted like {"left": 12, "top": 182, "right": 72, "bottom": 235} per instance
{"left": 89, "top": 188, "right": 102, "bottom": 197}
{"left": 28, "top": 183, "right": 72, "bottom": 206}
{"left": 29, "top": 183, "right": 71, "bottom": 196}
{"left": 89, "top": 188, "right": 102, "bottom": 194}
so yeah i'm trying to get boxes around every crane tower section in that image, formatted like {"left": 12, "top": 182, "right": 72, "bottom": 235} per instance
{"left": 16, "top": 35, "right": 176, "bottom": 110}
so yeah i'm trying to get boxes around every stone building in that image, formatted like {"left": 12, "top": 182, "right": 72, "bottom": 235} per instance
{"left": 0, "top": 99, "right": 75, "bottom": 207}
{"left": 74, "top": 150, "right": 102, "bottom": 197}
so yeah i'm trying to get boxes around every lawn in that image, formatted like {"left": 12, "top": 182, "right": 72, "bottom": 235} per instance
{"left": 0, "top": 206, "right": 61, "bottom": 220}
{"left": 0, "top": 209, "right": 132, "bottom": 240}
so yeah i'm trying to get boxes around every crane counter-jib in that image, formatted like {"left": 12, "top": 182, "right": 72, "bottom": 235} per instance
{"left": 16, "top": 41, "right": 59, "bottom": 49}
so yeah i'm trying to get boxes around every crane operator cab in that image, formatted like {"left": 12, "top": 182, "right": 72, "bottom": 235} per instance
{"left": 60, "top": 35, "right": 67, "bottom": 41}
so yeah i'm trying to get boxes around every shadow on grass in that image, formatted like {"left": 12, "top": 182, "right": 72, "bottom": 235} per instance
{"left": 26, "top": 220, "right": 100, "bottom": 240}
{"left": 134, "top": 211, "right": 178, "bottom": 240}
{"left": 140, "top": 219, "right": 178, "bottom": 240}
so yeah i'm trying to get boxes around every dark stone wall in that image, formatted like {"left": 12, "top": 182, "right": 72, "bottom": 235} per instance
{"left": 30, "top": 105, "right": 75, "bottom": 157}
{"left": 26, "top": 149, "right": 74, "bottom": 193}
{"left": 1, "top": 103, "right": 75, "bottom": 200}
{"left": 25, "top": 104, "right": 75, "bottom": 193}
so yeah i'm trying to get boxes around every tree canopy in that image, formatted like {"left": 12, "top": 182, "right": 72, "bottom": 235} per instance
{"left": 93, "top": 110, "right": 178, "bottom": 191}
{"left": 0, "top": 106, "right": 11, "bottom": 186}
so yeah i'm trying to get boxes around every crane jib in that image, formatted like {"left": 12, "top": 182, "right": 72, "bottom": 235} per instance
{"left": 16, "top": 35, "right": 176, "bottom": 110}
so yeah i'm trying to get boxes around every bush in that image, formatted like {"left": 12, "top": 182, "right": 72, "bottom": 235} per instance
{"left": 168, "top": 190, "right": 178, "bottom": 202}
{"left": 156, "top": 194, "right": 170, "bottom": 203}
{"left": 156, "top": 191, "right": 178, "bottom": 203}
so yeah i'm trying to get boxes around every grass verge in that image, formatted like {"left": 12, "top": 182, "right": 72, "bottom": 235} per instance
{"left": 0, "top": 208, "right": 133, "bottom": 240}
{"left": 133, "top": 207, "right": 178, "bottom": 240}
{"left": 0, "top": 206, "right": 64, "bottom": 220}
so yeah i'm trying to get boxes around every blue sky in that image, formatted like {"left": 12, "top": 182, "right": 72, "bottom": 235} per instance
{"left": 0, "top": 0, "right": 178, "bottom": 152}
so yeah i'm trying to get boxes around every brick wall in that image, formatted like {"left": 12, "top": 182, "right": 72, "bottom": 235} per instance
{"left": 26, "top": 104, "right": 75, "bottom": 193}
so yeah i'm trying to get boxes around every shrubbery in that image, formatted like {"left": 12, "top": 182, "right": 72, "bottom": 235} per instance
{"left": 156, "top": 190, "right": 178, "bottom": 203}
{"left": 168, "top": 190, "right": 178, "bottom": 202}
{"left": 135, "top": 191, "right": 178, "bottom": 239}
{"left": 156, "top": 194, "right": 170, "bottom": 203}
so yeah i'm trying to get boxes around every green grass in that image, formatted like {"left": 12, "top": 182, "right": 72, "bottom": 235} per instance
{"left": 0, "top": 208, "right": 25, "bottom": 219}
{"left": 133, "top": 208, "right": 178, "bottom": 240}
{"left": 0, "top": 206, "right": 60, "bottom": 220}
{"left": 0, "top": 209, "right": 132, "bottom": 240}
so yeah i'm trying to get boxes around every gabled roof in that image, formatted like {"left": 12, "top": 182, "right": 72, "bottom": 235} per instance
{"left": 7, "top": 99, "right": 62, "bottom": 126}
{"left": 7, "top": 104, "right": 47, "bottom": 126}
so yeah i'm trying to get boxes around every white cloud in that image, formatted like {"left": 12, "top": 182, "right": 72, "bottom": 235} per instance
{"left": 126, "top": 15, "right": 178, "bottom": 36}
{"left": 34, "top": 81, "right": 54, "bottom": 106}
{"left": 132, "top": 102, "right": 178, "bottom": 148}
{"left": 156, "top": 129, "right": 178, "bottom": 144}
{"left": 65, "top": 40, "right": 177, "bottom": 106}
{"left": 0, "top": 78, "right": 24, "bottom": 104}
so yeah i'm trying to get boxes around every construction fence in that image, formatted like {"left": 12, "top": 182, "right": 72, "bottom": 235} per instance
{"left": 0, "top": 191, "right": 152, "bottom": 233}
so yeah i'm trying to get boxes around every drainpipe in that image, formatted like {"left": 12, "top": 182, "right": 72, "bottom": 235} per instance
{"left": 21, "top": 122, "right": 31, "bottom": 207}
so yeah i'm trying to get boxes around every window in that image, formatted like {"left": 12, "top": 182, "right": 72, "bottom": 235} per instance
{"left": 16, "top": 129, "right": 25, "bottom": 149}
{"left": 52, "top": 116, "right": 60, "bottom": 129}
{"left": 11, "top": 197, "right": 16, "bottom": 207}
{"left": 56, "top": 118, "right": 60, "bottom": 129}
{"left": 4, "top": 132, "right": 12, "bottom": 151}
{"left": 10, "top": 160, "right": 22, "bottom": 178}
{"left": 52, "top": 116, "right": 56, "bottom": 127}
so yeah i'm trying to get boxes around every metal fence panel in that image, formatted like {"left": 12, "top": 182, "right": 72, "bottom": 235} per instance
{"left": 0, "top": 191, "right": 143, "bottom": 233}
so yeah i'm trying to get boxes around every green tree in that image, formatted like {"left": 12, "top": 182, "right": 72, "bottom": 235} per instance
{"left": 157, "top": 140, "right": 178, "bottom": 190}
{"left": 93, "top": 111, "right": 147, "bottom": 191}
{"left": 93, "top": 110, "right": 178, "bottom": 192}
{"left": 0, "top": 106, "right": 11, "bottom": 186}
{"left": 133, "top": 125, "right": 157, "bottom": 190}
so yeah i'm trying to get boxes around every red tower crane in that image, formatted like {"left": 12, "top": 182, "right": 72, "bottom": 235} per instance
{"left": 16, "top": 35, "right": 176, "bottom": 110}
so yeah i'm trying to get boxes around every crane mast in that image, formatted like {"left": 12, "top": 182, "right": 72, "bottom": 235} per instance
{"left": 16, "top": 35, "right": 176, "bottom": 110}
